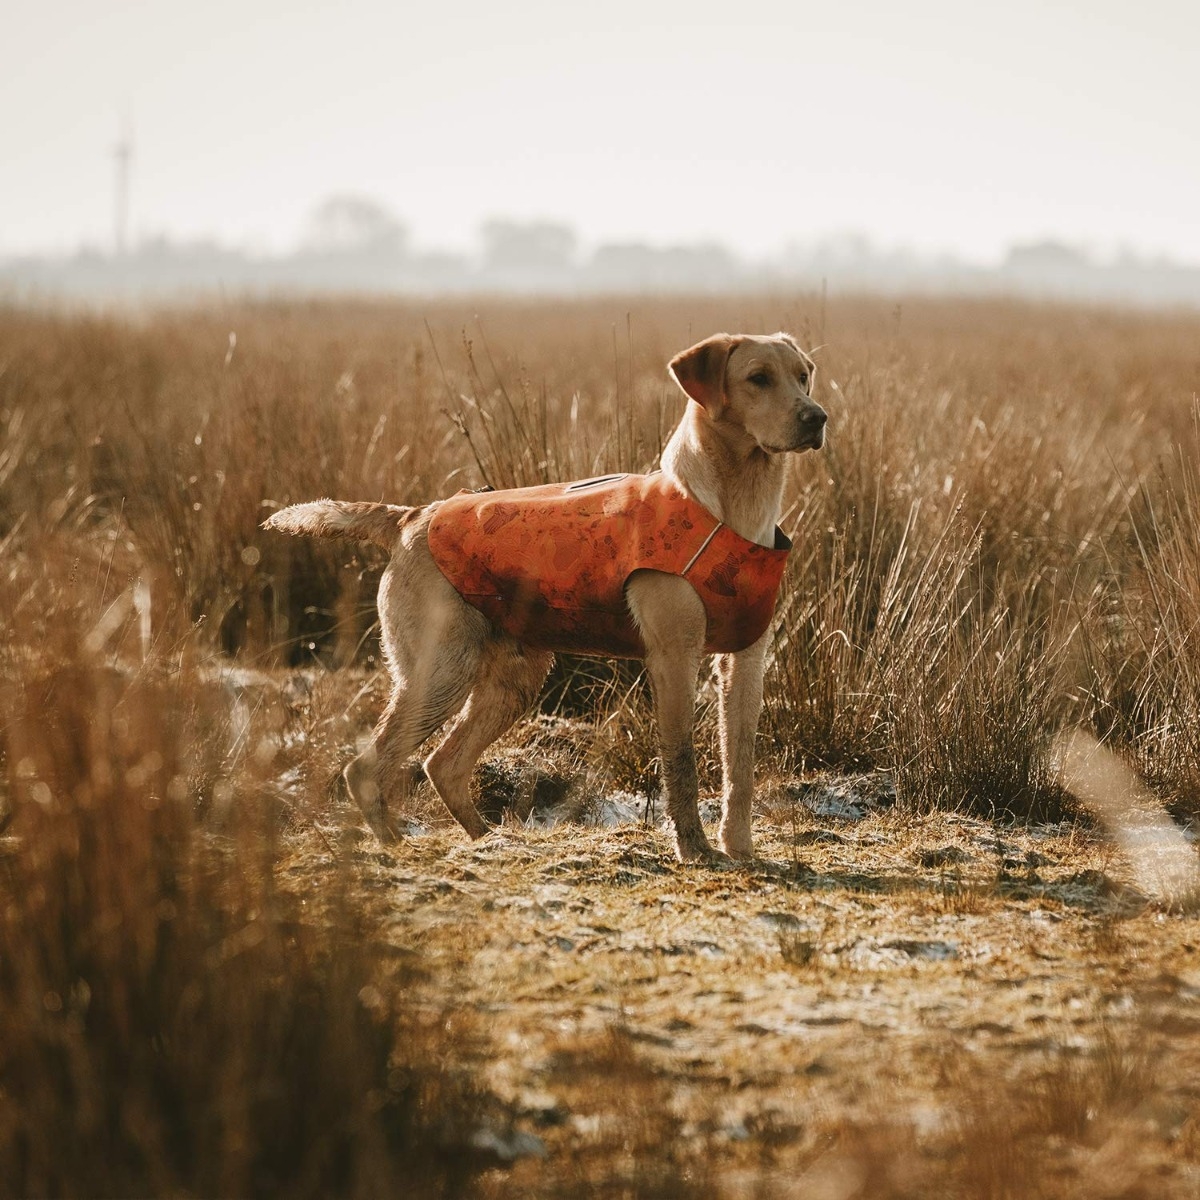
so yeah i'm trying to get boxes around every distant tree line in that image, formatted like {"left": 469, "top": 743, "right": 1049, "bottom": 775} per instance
{"left": 4, "top": 194, "right": 1200, "bottom": 306}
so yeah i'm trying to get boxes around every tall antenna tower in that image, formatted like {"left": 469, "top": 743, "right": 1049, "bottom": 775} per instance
{"left": 113, "top": 118, "right": 133, "bottom": 256}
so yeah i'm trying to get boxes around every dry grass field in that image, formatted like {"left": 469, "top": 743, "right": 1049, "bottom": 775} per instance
{"left": 1, "top": 293, "right": 1199, "bottom": 1197}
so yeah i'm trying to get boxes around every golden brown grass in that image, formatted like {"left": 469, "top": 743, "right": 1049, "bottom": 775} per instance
{"left": 0, "top": 603, "right": 492, "bottom": 1197}
{"left": 2, "top": 293, "right": 1200, "bottom": 1194}
{"left": 6, "top": 294, "right": 1199, "bottom": 816}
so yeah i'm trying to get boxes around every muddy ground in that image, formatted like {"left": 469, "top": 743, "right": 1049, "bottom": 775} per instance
{"left": 256, "top": 669, "right": 1200, "bottom": 1197}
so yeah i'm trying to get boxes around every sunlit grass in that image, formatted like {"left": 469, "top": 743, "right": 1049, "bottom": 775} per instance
{"left": 2, "top": 293, "right": 1199, "bottom": 1193}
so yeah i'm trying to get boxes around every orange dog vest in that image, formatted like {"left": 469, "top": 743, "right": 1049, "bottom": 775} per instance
{"left": 427, "top": 472, "right": 791, "bottom": 658}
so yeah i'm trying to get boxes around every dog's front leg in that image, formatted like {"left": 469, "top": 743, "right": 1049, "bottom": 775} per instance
{"left": 628, "top": 573, "right": 715, "bottom": 862}
{"left": 644, "top": 645, "right": 712, "bottom": 861}
{"left": 715, "top": 631, "right": 769, "bottom": 859}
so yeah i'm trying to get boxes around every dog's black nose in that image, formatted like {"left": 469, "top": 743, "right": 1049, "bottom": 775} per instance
{"left": 801, "top": 406, "right": 827, "bottom": 427}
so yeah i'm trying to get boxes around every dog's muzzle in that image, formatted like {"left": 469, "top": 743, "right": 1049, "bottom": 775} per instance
{"left": 794, "top": 404, "right": 827, "bottom": 450}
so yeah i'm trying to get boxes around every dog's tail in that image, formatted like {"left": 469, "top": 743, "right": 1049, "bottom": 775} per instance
{"left": 263, "top": 500, "right": 411, "bottom": 551}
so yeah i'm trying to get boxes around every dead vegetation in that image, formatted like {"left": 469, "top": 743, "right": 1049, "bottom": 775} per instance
{"left": 0, "top": 609, "right": 491, "bottom": 1198}
{"left": 2, "top": 294, "right": 1199, "bottom": 1194}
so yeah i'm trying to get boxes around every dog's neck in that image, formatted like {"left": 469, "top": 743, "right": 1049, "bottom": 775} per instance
{"left": 660, "top": 402, "right": 786, "bottom": 548}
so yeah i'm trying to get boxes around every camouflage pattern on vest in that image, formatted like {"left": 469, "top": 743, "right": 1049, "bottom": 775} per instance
{"left": 427, "top": 472, "right": 791, "bottom": 657}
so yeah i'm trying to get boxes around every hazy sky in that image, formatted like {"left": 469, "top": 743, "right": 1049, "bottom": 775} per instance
{"left": 4, "top": 0, "right": 1198, "bottom": 263}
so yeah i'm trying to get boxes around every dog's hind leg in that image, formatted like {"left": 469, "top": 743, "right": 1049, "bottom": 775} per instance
{"left": 424, "top": 641, "right": 554, "bottom": 838}
{"left": 345, "top": 598, "right": 487, "bottom": 842}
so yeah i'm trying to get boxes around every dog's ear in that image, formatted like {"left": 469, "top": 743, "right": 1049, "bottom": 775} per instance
{"left": 668, "top": 334, "right": 739, "bottom": 417}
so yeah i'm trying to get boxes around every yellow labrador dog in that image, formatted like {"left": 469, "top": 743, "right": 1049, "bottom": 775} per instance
{"left": 266, "top": 333, "right": 824, "bottom": 861}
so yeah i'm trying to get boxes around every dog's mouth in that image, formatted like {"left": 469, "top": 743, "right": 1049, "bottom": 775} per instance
{"left": 759, "top": 410, "right": 828, "bottom": 455}
{"left": 760, "top": 430, "right": 825, "bottom": 454}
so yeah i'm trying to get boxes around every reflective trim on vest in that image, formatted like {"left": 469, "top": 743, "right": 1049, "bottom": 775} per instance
{"left": 427, "top": 473, "right": 791, "bottom": 657}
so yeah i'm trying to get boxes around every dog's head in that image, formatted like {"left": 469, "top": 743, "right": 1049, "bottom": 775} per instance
{"left": 668, "top": 333, "right": 826, "bottom": 454}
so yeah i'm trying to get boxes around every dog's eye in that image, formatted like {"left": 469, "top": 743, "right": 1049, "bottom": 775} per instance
{"left": 748, "top": 371, "right": 771, "bottom": 387}
{"left": 798, "top": 371, "right": 809, "bottom": 387}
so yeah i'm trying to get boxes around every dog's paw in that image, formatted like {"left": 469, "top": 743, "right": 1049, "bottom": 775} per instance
{"left": 367, "top": 813, "right": 403, "bottom": 845}
{"left": 674, "top": 833, "right": 712, "bottom": 863}
{"left": 462, "top": 814, "right": 494, "bottom": 840}
{"left": 675, "top": 837, "right": 735, "bottom": 869}
{"left": 718, "top": 834, "right": 756, "bottom": 861}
